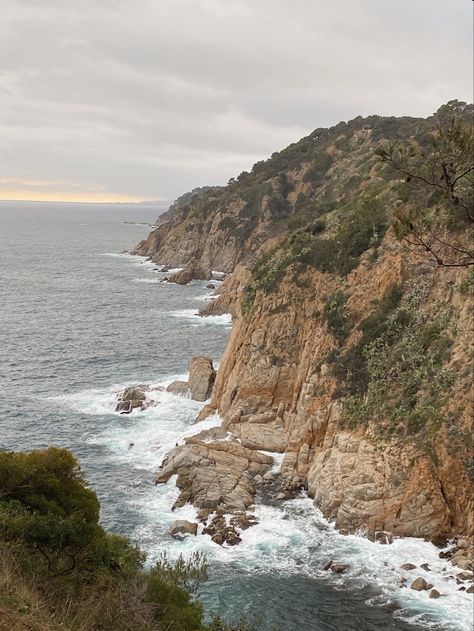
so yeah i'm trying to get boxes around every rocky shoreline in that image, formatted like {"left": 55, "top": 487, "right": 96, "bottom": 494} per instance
{"left": 114, "top": 288, "right": 472, "bottom": 597}
{"left": 128, "top": 106, "right": 473, "bottom": 605}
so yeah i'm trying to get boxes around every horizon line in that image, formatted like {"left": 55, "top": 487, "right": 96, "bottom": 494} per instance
{"left": 0, "top": 196, "right": 168, "bottom": 205}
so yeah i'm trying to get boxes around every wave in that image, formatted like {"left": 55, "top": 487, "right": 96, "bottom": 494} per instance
{"left": 50, "top": 377, "right": 472, "bottom": 630}
{"left": 169, "top": 309, "right": 232, "bottom": 327}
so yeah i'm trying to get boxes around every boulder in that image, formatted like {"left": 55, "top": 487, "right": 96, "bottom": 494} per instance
{"left": 331, "top": 564, "right": 349, "bottom": 574}
{"left": 188, "top": 356, "right": 216, "bottom": 401}
{"left": 410, "top": 577, "right": 429, "bottom": 591}
{"left": 323, "top": 560, "right": 334, "bottom": 571}
{"left": 206, "top": 284, "right": 216, "bottom": 290}
{"left": 420, "top": 563, "right": 431, "bottom": 572}
{"left": 401, "top": 563, "right": 417, "bottom": 571}
{"left": 166, "top": 381, "right": 190, "bottom": 397}
{"left": 168, "top": 258, "right": 209, "bottom": 285}
{"left": 375, "top": 531, "right": 393, "bottom": 545}
{"left": 452, "top": 557, "right": 473, "bottom": 570}
{"left": 467, "top": 585, "right": 474, "bottom": 594}
{"left": 456, "top": 571, "right": 473, "bottom": 581}
{"left": 169, "top": 520, "right": 198, "bottom": 538}
{"left": 429, "top": 589, "right": 441, "bottom": 599}
{"left": 115, "top": 386, "right": 147, "bottom": 414}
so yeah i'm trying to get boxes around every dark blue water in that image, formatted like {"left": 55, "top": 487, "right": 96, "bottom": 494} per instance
{"left": 0, "top": 202, "right": 465, "bottom": 631}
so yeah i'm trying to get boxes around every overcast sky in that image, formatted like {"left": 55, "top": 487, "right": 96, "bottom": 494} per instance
{"left": 1, "top": 0, "right": 472, "bottom": 203}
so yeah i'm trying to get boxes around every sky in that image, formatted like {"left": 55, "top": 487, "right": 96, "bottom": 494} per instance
{"left": 1, "top": 0, "right": 472, "bottom": 204}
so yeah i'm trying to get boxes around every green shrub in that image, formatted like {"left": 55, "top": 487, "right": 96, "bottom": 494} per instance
{"left": 0, "top": 447, "right": 262, "bottom": 631}
{"left": 339, "top": 282, "right": 454, "bottom": 436}
{"left": 323, "top": 292, "right": 350, "bottom": 342}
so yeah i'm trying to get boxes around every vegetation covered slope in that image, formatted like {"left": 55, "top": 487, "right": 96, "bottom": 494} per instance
{"left": 134, "top": 100, "right": 472, "bottom": 277}
{"left": 135, "top": 101, "right": 473, "bottom": 542}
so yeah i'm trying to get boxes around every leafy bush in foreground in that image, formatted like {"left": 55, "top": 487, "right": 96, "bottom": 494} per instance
{"left": 0, "top": 447, "right": 259, "bottom": 631}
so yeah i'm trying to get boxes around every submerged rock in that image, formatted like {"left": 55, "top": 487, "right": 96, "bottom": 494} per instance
{"left": 374, "top": 531, "right": 393, "bottom": 545}
{"left": 330, "top": 564, "right": 349, "bottom": 574}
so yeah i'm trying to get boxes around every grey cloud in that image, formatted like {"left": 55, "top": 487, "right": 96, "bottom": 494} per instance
{"left": 0, "top": 0, "right": 472, "bottom": 200}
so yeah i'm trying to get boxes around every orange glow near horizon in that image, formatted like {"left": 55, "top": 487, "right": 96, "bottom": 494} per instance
{"left": 0, "top": 189, "right": 160, "bottom": 204}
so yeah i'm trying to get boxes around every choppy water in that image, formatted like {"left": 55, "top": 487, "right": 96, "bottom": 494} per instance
{"left": 0, "top": 201, "right": 471, "bottom": 631}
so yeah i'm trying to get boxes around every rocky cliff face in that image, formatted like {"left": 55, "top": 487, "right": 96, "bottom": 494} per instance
{"left": 138, "top": 103, "right": 474, "bottom": 543}
{"left": 204, "top": 242, "right": 473, "bottom": 540}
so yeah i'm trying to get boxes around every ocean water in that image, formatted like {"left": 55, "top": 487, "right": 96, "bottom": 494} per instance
{"left": 0, "top": 201, "right": 471, "bottom": 631}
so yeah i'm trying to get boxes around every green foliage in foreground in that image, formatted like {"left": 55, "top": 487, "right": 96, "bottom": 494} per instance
{"left": 0, "top": 447, "right": 259, "bottom": 631}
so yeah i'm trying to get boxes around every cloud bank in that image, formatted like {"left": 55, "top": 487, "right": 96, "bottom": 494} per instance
{"left": 1, "top": 0, "right": 472, "bottom": 202}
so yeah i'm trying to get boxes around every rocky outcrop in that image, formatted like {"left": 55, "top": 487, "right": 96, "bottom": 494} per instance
{"left": 115, "top": 386, "right": 148, "bottom": 414}
{"left": 139, "top": 104, "right": 473, "bottom": 544}
{"left": 156, "top": 428, "right": 273, "bottom": 513}
{"left": 168, "top": 258, "right": 210, "bottom": 285}
{"left": 166, "top": 357, "right": 216, "bottom": 401}
{"left": 188, "top": 357, "right": 216, "bottom": 402}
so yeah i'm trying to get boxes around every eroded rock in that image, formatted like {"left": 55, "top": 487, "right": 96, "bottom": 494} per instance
{"left": 410, "top": 577, "right": 429, "bottom": 591}
{"left": 188, "top": 356, "right": 216, "bottom": 401}
{"left": 115, "top": 386, "right": 148, "bottom": 414}
{"left": 168, "top": 258, "right": 209, "bottom": 285}
{"left": 166, "top": 381, "right": 190, "bottom": 397}
{"left": 156, "top": 436, "right": 272, "bottom": 515}
{"left": 169, "top": 520, "right": 198, "bottom": 538}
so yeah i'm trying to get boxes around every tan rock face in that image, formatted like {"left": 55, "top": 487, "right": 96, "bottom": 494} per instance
{"left": 168, "top": 258, "right": 210, "bottom": 285}
{"left": 188, "top": 356, "right": 216, "bottom": 402}
{"left": 137, "top": 113, "right": 474, "bottom": 542}
{"left": 156, "top": 430, "right": 273, "bottom": 513}
{"left": 201, "top": 244, "right": 474, "bottom": 541}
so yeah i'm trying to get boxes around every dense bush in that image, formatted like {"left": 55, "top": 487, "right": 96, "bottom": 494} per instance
{"left": 241, "top": 193, "right": 389, "bottom": 314}
{"left": 338, "top": 282, "right": 454, "bottom": 435}
{"left": 0, "top": 447, "right": 260, "bottom": 631}
{"left": 322, "top": 292, "right": 350, "bottom": 342}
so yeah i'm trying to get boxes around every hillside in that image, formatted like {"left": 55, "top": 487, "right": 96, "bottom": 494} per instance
{"left": 136, "top": 101, "right": 474, "bottom": 544}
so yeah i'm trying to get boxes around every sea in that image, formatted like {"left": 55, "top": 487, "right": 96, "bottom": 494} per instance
{"left": 0, "top": 201, "right": 471, "bottom": 631}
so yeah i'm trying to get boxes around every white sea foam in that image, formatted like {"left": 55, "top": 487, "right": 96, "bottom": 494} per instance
{"left": 51, "top": 373, "right": 472, "bottom": 631}
{"left": 260, "top": 450, "right": 285, "bottom": 474}
{"left": 194, "top": 293, "right": 217, "bottom": 302}
{"left": 132, "top": 278, "right": 162, "bottom": 284}
{"left": 169, "top": 309, "right": 232, "bottom": 326}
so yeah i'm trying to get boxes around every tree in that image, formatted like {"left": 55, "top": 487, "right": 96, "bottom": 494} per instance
{"left": 376, "top": 100, "right": 474, "bottom": 267}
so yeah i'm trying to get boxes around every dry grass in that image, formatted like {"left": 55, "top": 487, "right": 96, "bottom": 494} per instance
{"left": 0, "top": 545, "right": 158, "bottom": 631}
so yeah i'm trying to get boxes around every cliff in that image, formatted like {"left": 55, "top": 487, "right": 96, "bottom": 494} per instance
{"left": 137, "top": 101, "right": 474, "bottom": 543}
